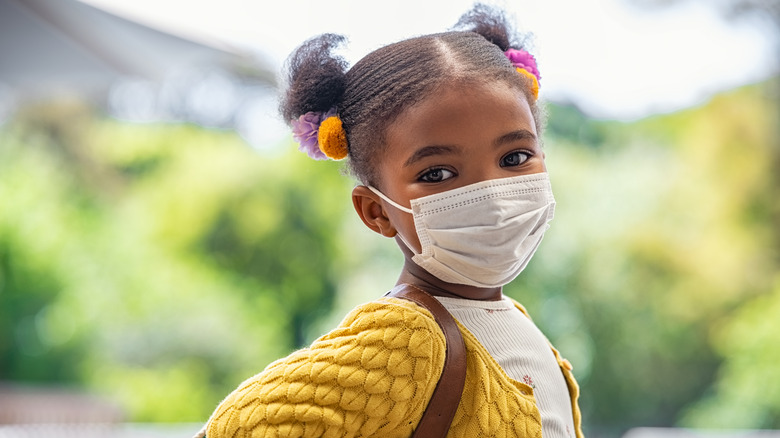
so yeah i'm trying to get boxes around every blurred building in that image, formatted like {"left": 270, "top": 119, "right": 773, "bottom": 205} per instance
{"left": 0, "top": 0, "right": 281, "bottom": 148}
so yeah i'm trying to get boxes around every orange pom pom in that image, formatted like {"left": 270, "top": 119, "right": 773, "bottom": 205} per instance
{"left": 317, "top": 116, "right": 349, "bottom": 160}
{"left": 516, "top": 68, "right": 540, "bottom": 100}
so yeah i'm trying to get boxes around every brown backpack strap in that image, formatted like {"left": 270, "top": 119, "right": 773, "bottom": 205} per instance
{"left": 386, "top": 284, "right": 467, "bottom": 438}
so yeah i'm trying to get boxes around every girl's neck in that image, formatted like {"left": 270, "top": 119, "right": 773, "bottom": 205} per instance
{"left": 396, "top": 259, "right": 503, "bottom": 301}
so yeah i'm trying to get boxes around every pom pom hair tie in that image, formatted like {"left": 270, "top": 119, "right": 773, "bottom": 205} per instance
{"left": 504, "top": 48, "right": 540, "bottom": 100}
{"left": 291, "top": 108, "right": 348, "bottom": 160}
{"left": 317, "top": 116, "right": 348, "bottom": 160}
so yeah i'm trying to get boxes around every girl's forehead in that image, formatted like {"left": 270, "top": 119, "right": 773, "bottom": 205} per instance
{"left": 389, "top": 81, "right": 532, "bottom": 135}
{"left": 381, "top": 82, "right": 535, "bottom": 162}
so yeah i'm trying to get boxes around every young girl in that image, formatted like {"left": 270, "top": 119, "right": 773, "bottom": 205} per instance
{"left": 198, "top": 4, "right": 583, "bottom": 437}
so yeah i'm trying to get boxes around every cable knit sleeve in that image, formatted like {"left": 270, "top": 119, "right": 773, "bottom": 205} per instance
{"left": 205, "top": 297, "right": 446, "bottom": 438}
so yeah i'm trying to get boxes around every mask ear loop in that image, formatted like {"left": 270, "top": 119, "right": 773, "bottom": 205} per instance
{"left": 366, "top": 186, "right": 421, "bottom": 255}
{"left": 366, "top": 186, "right": 414, "bottom": 214}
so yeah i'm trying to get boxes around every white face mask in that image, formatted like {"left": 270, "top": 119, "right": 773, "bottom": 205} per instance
{"left": 368, "top": 173, "right": 556, "bottom": 288}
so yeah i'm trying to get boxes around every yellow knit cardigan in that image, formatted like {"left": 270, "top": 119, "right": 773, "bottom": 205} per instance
{"left": 204, "top": 297, "right": 583, "bottom": 438}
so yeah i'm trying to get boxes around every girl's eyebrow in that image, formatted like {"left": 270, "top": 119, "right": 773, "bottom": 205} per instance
{"left": 403, "top": 145, "right": 458, "bottom": 167}
{"left": 494, "top": 129, "right": 536, "bottom": 146}
{"left": 402, "top": 129, "right": 535, "bottom": 168}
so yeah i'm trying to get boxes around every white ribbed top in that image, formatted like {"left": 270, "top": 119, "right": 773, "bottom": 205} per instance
{"left": 436, "top": 295, "right": 576, "bottom": 438}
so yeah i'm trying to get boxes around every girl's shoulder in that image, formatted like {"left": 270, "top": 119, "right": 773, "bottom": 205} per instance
{"left": 331, "top": 296, "right": 445, "bottom": 335}
{"left": 307, "top": 296, "right": 447, "bottom": 361}
{"left": 204, "top": 296, "right": 446, "bottom": 438}
{"left": 504, "top": 296, "right": 532, "bottom": 319}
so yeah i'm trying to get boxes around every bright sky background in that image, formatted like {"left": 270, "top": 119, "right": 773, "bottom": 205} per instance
{"left": 81, "top": 0, "right": 776, "bottom": 120}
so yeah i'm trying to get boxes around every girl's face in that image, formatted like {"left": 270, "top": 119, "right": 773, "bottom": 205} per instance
{"left": 361, "top": 80, "right": 545, "bottom": 253}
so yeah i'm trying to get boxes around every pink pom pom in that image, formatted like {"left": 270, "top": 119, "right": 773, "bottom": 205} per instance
{"left": 504, "top": 48, "right": 541, "bottom": 82}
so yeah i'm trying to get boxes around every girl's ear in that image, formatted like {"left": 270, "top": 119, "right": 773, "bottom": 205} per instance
{"left": 352, "top": 185, "right": 397, "bottom": 238}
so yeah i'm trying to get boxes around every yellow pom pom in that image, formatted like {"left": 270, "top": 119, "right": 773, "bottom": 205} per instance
{"left": 516, "top": 68, "right": 540, "bottom": 100}
{"left": 318, "top": 116, "right": 349, "bottom": 160}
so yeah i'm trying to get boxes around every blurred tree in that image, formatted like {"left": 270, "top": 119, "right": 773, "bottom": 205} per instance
{"left": 0, "top": 101, "right": 354, "bottom": 421}
{"left": 679, "top": 276, "right": 780, "bottom": 428}
{"left": 507, "top": 79, "right": 778, "bottom": 436}
{"left": 545, "top": 103, "right": 617, "bottom": 149}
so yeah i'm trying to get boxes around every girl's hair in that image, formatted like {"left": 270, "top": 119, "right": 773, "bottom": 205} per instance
{"left": 280, "top": 3, "right": 542, "bottom": 186}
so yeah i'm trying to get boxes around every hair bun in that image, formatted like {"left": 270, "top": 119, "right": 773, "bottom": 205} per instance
{"left": 452, "top": 3, "right": 516, "bottom": 51}
{"left": 280, "top": 34, "right": 349, "bottom": 123}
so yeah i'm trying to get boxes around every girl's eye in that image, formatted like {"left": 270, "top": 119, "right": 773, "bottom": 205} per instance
{"left": 500, "top": 151, "right": 530, "bottom": 167}
{"left": 419, "top": 168, "right": 455, "bottom": 183}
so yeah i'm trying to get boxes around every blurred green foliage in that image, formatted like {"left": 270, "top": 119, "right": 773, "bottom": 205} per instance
{"left": 0, "top": 80, "right": 777, "bottom": 434}
{"left": 0, "top": 101, "right": 357, "bottom": 421}
{"left": 515, "top": 81, "right": 779, "bottom": 434}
